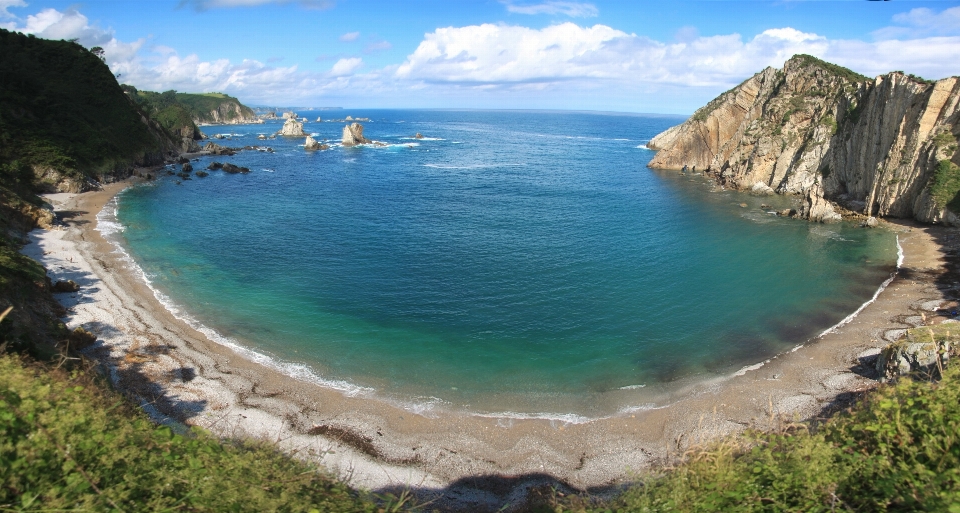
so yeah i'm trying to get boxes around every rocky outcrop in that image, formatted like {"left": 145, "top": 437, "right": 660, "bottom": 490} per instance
{"left": 279, "top": 118, "right": 305, "bottom": 137}
{"left": 303, "top": 136, "right": 328, "bottom": 151}
{"left": 877, "top": 337, "right": 952, "bottom": 382}
{"left": 648, "top": 55, "right": 960, "bottom": 224}
{"left": 342, "top": 123, "right": 370, "bottom": 146}
{"left": 193, "top": 97, "right": 260, "bottom": 125}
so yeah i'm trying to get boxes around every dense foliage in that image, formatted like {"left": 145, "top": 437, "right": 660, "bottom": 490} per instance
{"left": 537, "top": 327, "right": 960, "bottom": 512}
{"left": 123, "top": 86, "right": 253, "bottom": 135}
{"left": 0, "top": 29, "right": 165, "bottom": 179}
{"left": 930, "top": 159, "right": 960, "bottom": 213}
{"left": 0, "top": 355, "right": 398, "bottom": 512}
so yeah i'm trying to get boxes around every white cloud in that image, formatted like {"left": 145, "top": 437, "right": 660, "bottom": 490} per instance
{"left": 0, "top": 0, "right": 25, "bottom": 19}
{"left": 395, "top": 22, "right": 960, "bottom": 90}
{"left": 874, "top": 6, "right": 960, "bottom": 40}
{"left": 503, "top": 1, "right": 598, "bottom": 18}
{"left": 329, "top": 57, "right": 362, "bottom": 76}
{"left": 339, "top": 31, "right": 360, "bottom": 42}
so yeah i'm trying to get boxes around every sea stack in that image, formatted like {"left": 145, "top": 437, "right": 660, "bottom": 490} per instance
{"left": 342, "top": 122, "right": 370, "bottom": 146}
{"left": 279, "top": 117, "right": 305, "bottom": 137}
{"left": 304, "top": 136, "right": 323, "bottom": 150}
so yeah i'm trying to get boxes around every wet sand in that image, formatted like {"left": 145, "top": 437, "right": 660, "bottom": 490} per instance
{"left": 23, "top": 178, "right": 960, "bottom": 511}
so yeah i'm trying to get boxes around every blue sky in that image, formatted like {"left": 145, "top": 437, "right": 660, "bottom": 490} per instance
{"left": 3, "top": 0, "right": 959, "bottom": 113}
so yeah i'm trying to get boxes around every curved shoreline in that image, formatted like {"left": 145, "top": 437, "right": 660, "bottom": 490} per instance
{"left": 23, "top": 179, "right": 958, "bottom": 510}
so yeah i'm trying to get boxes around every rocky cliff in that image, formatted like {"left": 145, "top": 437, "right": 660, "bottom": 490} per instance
{"left": 188, "top": 94, "right": 259, "bottom": 125}
{"left": 648, "top": 55, "right": 960, "bottom": 224}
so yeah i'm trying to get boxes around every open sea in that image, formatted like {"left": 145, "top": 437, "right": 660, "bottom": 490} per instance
{"left": 102, "top": 110, "right": 899, "bottom": 420}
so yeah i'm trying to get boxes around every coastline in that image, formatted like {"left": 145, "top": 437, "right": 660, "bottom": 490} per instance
{"left": 23, "top": 179, "right": 960, "bottom": 509}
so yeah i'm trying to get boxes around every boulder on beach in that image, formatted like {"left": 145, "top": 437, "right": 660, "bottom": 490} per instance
{"left": 342, "top": 122, "right": 371, "bottom": 146}
{"left": 52, "top": 280, "right": 79, "bottom": 293}
{"left": 278, "top": 118, "right": 305, "bottom": 137}
{"left": 751, "top": 181, "right": 775, "bottom": 196}
{"left": 861, "top": 216, "right": 879, "bottom": 228}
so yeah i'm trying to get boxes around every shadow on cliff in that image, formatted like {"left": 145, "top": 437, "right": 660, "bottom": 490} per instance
{"left": 376, "top": 472, "right": 625, "bottom": 513}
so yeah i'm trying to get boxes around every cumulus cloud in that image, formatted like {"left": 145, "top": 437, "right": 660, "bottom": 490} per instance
{"left": 329, "top": 57, "right": 362, "bottom": 76}
{"left": 339, "top": 31, "right": 360, "bottom": 42}
{"left": 395, "top": 22, "right": 960, "bottom": 89}
{"left": 178, "top": 0, "right": 333, "bottom": 11}
{"left": 503, "top": 1, "right": 598, "bottom": 18}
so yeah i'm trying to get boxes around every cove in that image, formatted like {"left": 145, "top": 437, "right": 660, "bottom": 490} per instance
{"left": 108, "top": 110, "right": 899, "bottom": 418}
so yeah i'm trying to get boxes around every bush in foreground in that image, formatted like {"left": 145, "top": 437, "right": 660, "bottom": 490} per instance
{"left": 549, "top": 343, "right": 960, "bottom": 512}
{"left": 0, "top": 354, "right": 404, "bottom": 512}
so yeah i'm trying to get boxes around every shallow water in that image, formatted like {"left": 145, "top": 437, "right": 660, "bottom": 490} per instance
{"left": 109, "top": 110, "right": 898, "bottom": 418}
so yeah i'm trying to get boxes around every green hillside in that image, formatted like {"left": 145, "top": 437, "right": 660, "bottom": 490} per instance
{"left": 0, "top": 29, "right": 171, "bottom": 183}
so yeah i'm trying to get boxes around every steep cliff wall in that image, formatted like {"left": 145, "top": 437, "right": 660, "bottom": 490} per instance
{"left": 648, "top": 55, "right": 960, "bottom": 224}
{"left": 176, "top": 93, "right": 258, "bottom": 125}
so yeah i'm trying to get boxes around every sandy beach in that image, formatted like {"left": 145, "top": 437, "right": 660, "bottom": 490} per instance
{"left": 22, "top": 178, "right": 960, "bottom": 511}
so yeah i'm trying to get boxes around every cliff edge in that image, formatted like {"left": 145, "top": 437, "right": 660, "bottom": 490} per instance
{"left": 648, "top": 55, "right": 960, "bottom": 224}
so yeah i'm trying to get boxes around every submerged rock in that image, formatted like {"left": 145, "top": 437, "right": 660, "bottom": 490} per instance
{"left": 222, "top": 163, "right": 250, "bottom": 174}
{"left": 414, "top": 132, "right": 424, "bottom": 139}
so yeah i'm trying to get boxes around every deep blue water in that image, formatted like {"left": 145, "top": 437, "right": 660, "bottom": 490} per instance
{"left": 108, "top": 110, "right": 898, "bottom": 418}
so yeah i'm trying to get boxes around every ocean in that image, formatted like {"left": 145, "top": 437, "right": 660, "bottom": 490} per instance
{"left": 102, "top": 109, "right": 899, "bottom": 419}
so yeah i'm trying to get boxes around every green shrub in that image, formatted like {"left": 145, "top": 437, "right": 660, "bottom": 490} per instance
{"left": 929, "top": 159, "right": 960, "bottom": 212}
{"left": 590, "top": 356, "right": 960, "bottom": 512}
{"left": 0, "top": 355, "right": 394, "bottom": 512}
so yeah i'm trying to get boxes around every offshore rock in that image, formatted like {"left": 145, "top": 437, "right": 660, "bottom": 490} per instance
{"left": 279, "top": 118, "right": 305, "bottom": 137}
{"left": 304, "top": 136, "right": 322, "bottom": 151}
{"left": 648, "top": 54, "right": 960, "bottom": 224}
{"left": 342, "top": 123, "right": 371, "bottom": 146}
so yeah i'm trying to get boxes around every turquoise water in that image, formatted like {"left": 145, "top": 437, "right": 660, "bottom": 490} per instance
{"left": 109, "top": 110, "right": 898, "bottom": 418}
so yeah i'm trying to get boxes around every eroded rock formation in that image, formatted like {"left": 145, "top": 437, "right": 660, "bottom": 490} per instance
{"left": 342, "top": 123, "right": 371, "bottom": 146}
{"left": 648, "top": 55, "right": 960, "bottom": 224}
{"left": 279, "top": 118, "right": 305, "bottom": 137}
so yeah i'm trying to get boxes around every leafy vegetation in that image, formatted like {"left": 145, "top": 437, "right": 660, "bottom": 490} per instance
{"left": 541, "top": 338, "right": 960, "bottom": 512}
{"left": 930, "top": 159, "right": 960, "bottom": 213}
{"left": 0, "top": 29, "right": 168, "bottom": 179}
{"left": 792, "top": 54, "right": 869, "bottom": 84}
{"left": 0, "top": 354, "right": 401, "bottom": 512}
{"left": 822, "top": 115, "right": 837, "bottom": 135}
{"left": 124, "top": 86, "right": 254, "bottom": 132}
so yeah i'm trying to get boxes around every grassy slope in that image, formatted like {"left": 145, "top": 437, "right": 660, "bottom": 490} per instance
{"left": 540, "top": 326, "right": 960, "bottom": 512}
{"left": 0, "top": 355, "right": 399, "bottom": 512}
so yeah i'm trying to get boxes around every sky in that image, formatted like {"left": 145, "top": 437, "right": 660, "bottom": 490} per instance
{"left": 2, "top": 0, "right": 960, "bottom": 114}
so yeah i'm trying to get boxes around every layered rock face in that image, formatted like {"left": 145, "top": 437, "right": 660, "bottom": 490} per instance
{"left": 196, "top": 100, "right": 259, "bottom": 125}
{"left": 648, "top": 55, "right": 960, "bottom": 223}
